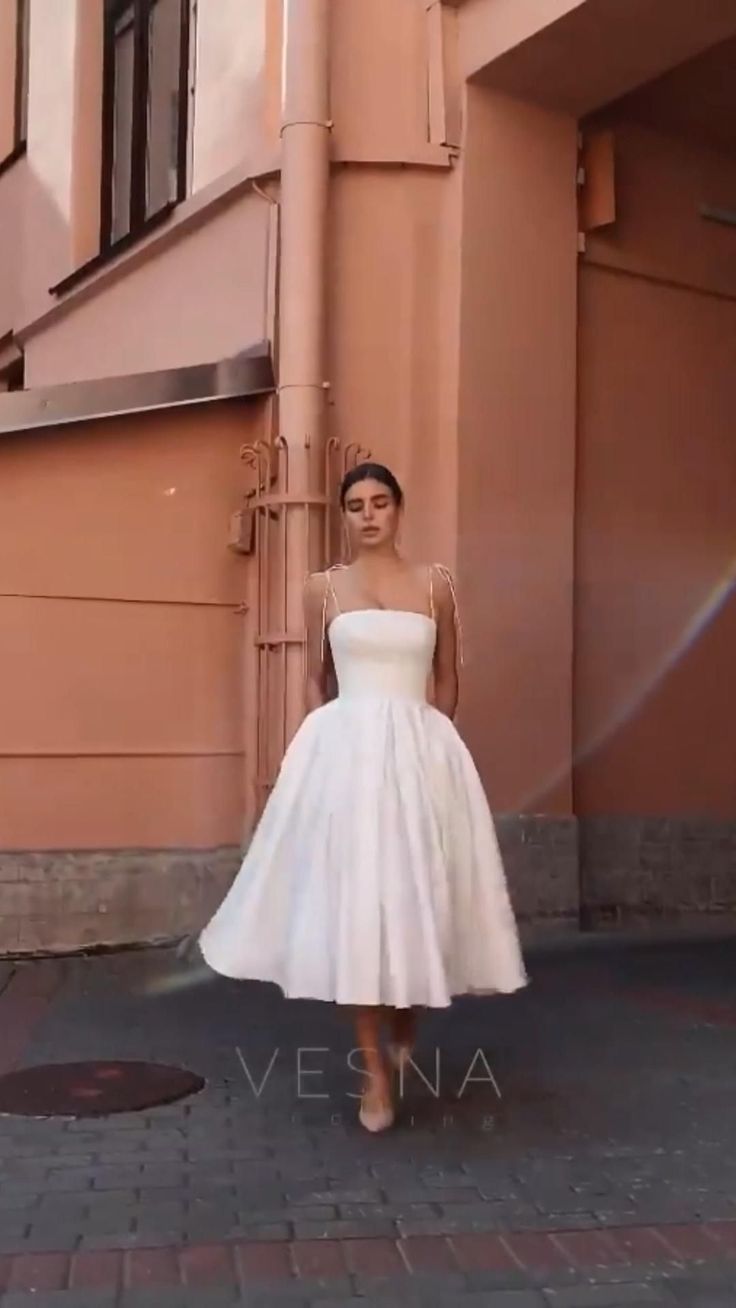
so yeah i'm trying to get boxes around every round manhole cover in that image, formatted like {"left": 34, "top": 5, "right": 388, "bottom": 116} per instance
{"left": 0, "top": 1061, "right": 205, "bottom": 1118}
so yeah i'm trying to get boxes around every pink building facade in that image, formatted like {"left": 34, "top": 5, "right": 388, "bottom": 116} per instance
{"left": 1, "top": 0, "right": 735, "bottom": 953}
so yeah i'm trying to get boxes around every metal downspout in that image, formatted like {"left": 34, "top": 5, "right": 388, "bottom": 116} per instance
{"left": 247, "top": 0, "right": 331, "bottom": 804}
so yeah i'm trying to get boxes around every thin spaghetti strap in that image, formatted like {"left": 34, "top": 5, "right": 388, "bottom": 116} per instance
{"left": 320, "top": 574, "right": 329, "bottom": 665}
{"left": 321, "top": 567, "right": 344, "bottom": 664}
{"left": 326, "top": 567, "right": 342, "bottom": 615}
{"left": 301, "top": 571, "right": 333, "bottom": 672}
{"left": 428, "top": 565, "right": 435, "bottom": 621}
{"left": 432, "top": 564, "right": 464, "bottom": 666}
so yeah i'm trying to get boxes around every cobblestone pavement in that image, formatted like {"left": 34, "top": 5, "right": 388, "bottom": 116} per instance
{"left": 0, "top": 931, "right": 734, "bottom": 1306}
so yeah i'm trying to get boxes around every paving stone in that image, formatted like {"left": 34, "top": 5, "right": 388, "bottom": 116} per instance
{"left": 382, "top": 1185, "right": 475, "bottom": 1204}
{"left": 0, "top": 1222, "right": 30, "bottom": 1242}
{"left": 667, "top": 1274, "right": 736, "bottom": 1306}
{"left": 464, "top": 1295, "right": 547, "bottom": 1308}
{"left": 0, "top": 1198, "right": 39, "bottom": 1214}
{"left": 68, "top": 1248, "right": 124, "bottom": 1289}
{"left": 668, "top": 1297, "right": 735, "bottom": 1308}
{"left": 87, "top": 1191, "right": 139, "bottom": 1213}
{"left": 42, "top": 1171, "right": 97, "bottom": 1193}
{"left": 118, "top": 1292, "right": 241, "bottom": 1307}
{"left": 541, "top": 1283, "right": 677, "bottom": 1305}
{"left": 399, "top": 1235, "right": 458, "bottom": 1272}
{"left": 286, "top": 1189, "right": 382, "bottom": 1206}
{"left": 15, "top": 1229, "right": 81, "bottom": 1252}
{"left": 134, "top": 1203, "right": 189, "bottom": 1228}
{"left": 463, "top": 1268, "right": 555, "bottom": 1292}
{"left": 0, "top": 1183, "right": 48, "bottom": 1200}
{"left": 578, "top": 1267, "right": 676, "bottom": 1287}
{"left": 366, "top": 1270, "right": 471, "bottom": 1298}
{"left": 242, "top": 1208, "right": 334, "bottom": 1227}
{"left": 1, "top": 1293, "right": 118, "bottom": 1307}
{"left": 313, "top": 1294, "right": 546, "bottom": 1308}
{"left": 398, "top": 1212, "right": 505, "bottom": 1236}
{"left": 77, "top": 1231, "right": 183, "bottom": 1251}
{"left": 338, "top": 1202, "right": 435, "bottom": 1222}
{"left": 229, "top": 1223, "right": 291, "bottom": 1242}
{"left": 293, "top": 1219, "right": 397, "bottom": 1240}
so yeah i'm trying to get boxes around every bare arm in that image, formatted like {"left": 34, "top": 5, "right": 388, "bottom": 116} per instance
{"left": 432, "top": 569, "right": 459, "bottom": 719}
{"left": 304, "top": 573, "right": 336, "bottom": 714}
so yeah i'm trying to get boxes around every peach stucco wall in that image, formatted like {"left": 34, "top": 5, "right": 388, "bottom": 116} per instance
{"left": 467, "top": 0, "right": 736, "bottom": 117}
{"left": 458, "top": 0, "right": 585, "bottom": 80}
{"left": 0, "top": 155, "right": 23, "bottom": 339}
{"left": 327, "top": 164, "right": 459, "bottom": 570}
{"left": 0, "top": 402, "right": 263, "bottom": 849}
{"left": 330, "top": 0, "right": 430, "bottom": 160}
{"left": 191, "top": 0, "right": 281, "bottom": 191}
{"left": 583, "top": 123, "right": 736, "bottom": 299}
{"left": 575, "top": 120, "right": 736, "bottom": 817}
{"left": 24, "top": 189, "right": 274, "bottom": 386}
{"left": 455, "top": 85, "right": 578, "bottom": 816}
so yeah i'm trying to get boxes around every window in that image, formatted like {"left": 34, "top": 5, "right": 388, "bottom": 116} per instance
{"left": 0, "top": 345, "right": 24, "bottom": 392}
{"left": 101, "top": 0, "right": 192, "bottom": 250}
{"left": 5, "top": 356, "right": 24, "bottom": 392}
{"left": 0, "top": 0, "right": 29, "bottom": 167}
{"left": 14, "top": 0, "right": 29, "bottom": 148}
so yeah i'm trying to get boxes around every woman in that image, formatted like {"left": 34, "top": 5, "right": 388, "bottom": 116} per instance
{"left": 200, "top": 463, "right": 527, "bottom": 1131}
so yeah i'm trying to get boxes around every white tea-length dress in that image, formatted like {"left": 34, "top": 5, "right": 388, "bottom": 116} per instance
{"left": 199, "top": 568, "right": 527, "bottom": 1007}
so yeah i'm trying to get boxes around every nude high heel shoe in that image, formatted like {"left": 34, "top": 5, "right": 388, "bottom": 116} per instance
{"left": 358, "top": 1093, "right": 395, "bottom": 1133}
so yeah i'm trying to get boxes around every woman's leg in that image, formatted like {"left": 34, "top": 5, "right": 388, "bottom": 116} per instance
{"left": 389, "top": 1006, "right": 417, "bottom": 1050}
{"left": 381, "top": 1006, "right": 417, "bottom": 1068}
{"left": 354, "top": 1006, "right": 393, "bottom": 1130}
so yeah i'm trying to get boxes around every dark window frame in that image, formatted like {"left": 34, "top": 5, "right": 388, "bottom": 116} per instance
{"left": 100, "top": 0, "right": 191, "bottom": 255}
{"left": 0, "top": 0, "right": 29, "bottom": 174}
{"left": 14, "top": 0, "right": 30, "bottom": 149}
{"left": 0, "top": 333, "right": 24, "bottom": 393}
{"left": 4, "top": 356, "right": 25, "bottom": 392}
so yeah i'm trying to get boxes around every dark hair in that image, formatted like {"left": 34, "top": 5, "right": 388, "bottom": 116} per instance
{"left": 339, "top": 462, "right": 404, "bottom": 509}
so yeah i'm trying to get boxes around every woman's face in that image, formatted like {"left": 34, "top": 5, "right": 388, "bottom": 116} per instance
{"left": 342, "top": 477, "right": 401, "bottom": 555}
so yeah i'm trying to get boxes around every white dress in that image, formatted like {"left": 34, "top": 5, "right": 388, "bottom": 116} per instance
{"left": 199, "top": 585, "right": 527, "bottom": 1008}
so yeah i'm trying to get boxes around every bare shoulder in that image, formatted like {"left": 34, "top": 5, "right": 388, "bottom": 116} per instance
{"left": 303, "top": 571, "right": 329, "bottom": 614}
{"left": 304, "top": 565, "right": 348, "bottom": 611}
{"left": 427, "top": 562, "right": 456, "bottom": 608}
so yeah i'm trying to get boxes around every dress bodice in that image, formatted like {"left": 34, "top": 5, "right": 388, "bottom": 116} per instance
{"left": 328, "top": 610, "right": 436, "bottom": 702}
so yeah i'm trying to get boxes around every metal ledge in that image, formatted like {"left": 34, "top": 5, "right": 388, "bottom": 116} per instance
{"left": 0, "top": 343, "right": 274, "bottom": 436}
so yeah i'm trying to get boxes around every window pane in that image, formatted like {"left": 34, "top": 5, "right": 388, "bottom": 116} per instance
{"left": 111, "top": 7, "right": 135, "bottom": 243}
{"left": 15, "top": 0, "right": 30, "bottom": 145}
{"left": 147, "top": 0, "right": 185, "bottom": 218}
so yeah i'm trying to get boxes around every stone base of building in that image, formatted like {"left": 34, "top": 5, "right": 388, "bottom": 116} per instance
{"left": 579, "top": 817, "right": 736, "bottom": 927}
{"left": 0, "top": 848, "right": 241, "bottom": 956}
{"left": 495, "top": 815, "right": 580, "bottom": 926}
{"left": 1, "top": 818, "right": 735, "bottom": 955}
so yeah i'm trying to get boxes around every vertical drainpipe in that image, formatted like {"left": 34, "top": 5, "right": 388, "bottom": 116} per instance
{"left": 277, "top": 0, "right": 331, "bottom": 749}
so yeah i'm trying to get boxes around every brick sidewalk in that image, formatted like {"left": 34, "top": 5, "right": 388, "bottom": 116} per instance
{"left": 0, "top": 934, "right": 734, "bottom": 1306}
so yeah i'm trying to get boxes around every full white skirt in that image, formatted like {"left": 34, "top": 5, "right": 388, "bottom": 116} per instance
{"left": 199, "top": 698, "right": 528, "bottom": 1007}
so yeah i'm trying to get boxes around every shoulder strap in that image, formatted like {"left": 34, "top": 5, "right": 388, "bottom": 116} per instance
{"left": 430, "top": 564, "right": 464, "bottom": 666}
{"left": 305, "top": 567, "right": 345, "bottom": 665}
{"left": 325, "top": 566, "right": 342, "bottom": 615}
